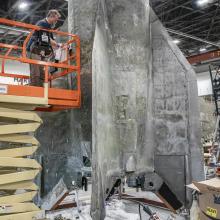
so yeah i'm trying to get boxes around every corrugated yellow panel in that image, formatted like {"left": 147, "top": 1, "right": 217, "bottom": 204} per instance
{"left": 0, "top": 170, "right": 39, "bottom": 185}
{"left": 0, "top": 123, "right": 40, "bottom": 135}
{"left": 0, "top": 191, "right": 37, "bottom": 203}
{"left": 0, "top": 181, "right": 38, "bottom": 191}
{"left": 0, "top": 107, "right": 42, "bottom": 122}
{"left": 0, "top": 134, "right": 39, "bottom": 145}
{"left": 0, "top": 146, "right": 38, "bottom": 157}
{"left": 0, "top": 157, "right": 41, "bottom": 169}
{"left": 0, "top": 203, "right": 39, "bottom": 214}
{"left": 0, "top": 94, "right": 47, "bottom": 105}
{"left": 0, "top": 106, "right": 43, "bottom": 218}
{"left": 0, "top": 210, "right": 45, "bottom": 220}
{"left": 0, "top": 169, "right": 17, "bottom": 174}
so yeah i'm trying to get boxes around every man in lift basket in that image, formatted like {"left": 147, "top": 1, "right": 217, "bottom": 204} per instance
{"left": 27, "top": 9, "right": 64, "bottom": 87}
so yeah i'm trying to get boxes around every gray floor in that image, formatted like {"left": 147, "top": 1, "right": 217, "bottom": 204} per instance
{"left": 46, "top": 187, "right": 186, "bottom": 220}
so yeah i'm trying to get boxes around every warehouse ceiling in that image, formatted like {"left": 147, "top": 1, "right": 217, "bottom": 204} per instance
{"left": 151, "top": 0, "right": 220, "bottom": 56}
{"left": 0, "top": 0, "right": 67, "bottom": 47}
{"left": 0, "top": 0, "right": 219, "bottom": 57}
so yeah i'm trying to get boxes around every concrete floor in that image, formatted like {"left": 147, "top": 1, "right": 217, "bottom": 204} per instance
{"left": 46, "top": 200, "right": 186, "bottom": 220}
{"left": 46, "top": 185, "right": 186, "bottom": 220}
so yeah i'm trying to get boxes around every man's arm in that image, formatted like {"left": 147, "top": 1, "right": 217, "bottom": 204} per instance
{"left": 50, "top": 38, "right": 58, "bottom": 48}
{"left": 49, "top": 32, "right": 58, "bottom": 48}
{"left": 50, "top": 38, "right": 67, "bottom": 49}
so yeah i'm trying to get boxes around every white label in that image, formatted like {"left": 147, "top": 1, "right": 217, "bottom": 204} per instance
{"left": 42, "top": 33, "right": 49, "bottom": 43}
{"left": 0, "top": 206, "right": 5, "bottom": 213}
{"left": 0, "top": 85, "right": 8, "bottom": 94}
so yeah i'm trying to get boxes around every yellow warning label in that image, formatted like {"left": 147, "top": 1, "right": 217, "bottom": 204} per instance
{"left": 206, "top": 207, "right": 217, "bottom": 218}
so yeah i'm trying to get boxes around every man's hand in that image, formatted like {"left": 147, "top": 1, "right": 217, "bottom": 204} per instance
{"left": 60, "top": 43, "right": 68, "bottom": 49}
{"left": 51, "top": 39, "right": 59, "bottom": 48}
{"left": 55, "top": 43, "right": 68, "bottom": 49}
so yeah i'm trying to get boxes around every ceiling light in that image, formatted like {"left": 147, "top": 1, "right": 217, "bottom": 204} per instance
{"left": 18, "top": 2, "right": 28, "bottom": 10}
{"left": 197, "top": 0, "right": 209, "bottom": 6}
{"left": 200, "top": 48, "right": 207, "bottom": 52}
{"left": 173, "top": 39, "right": 180, "bottom": 44}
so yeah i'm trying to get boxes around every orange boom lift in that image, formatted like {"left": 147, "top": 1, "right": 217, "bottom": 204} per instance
{"left": 0, "top": 18, "right": 81, "bottom": 112}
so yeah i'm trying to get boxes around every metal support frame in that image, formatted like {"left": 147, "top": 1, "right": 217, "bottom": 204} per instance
{"left": 167, "top": 28, "right": 220, "bottom": 48}
{"left": 187, "top": 49, "right": 220, "bottom": 64}
{"left": 0, "top": 107, "right": 45, "bottom": 220}
{"left": 209, "top": 64, "right": 220, "bottom": 115}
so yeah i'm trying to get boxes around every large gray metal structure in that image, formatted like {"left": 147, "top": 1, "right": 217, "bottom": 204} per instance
{"left": 68, "top": 0, "right": 205, "bottom": 219}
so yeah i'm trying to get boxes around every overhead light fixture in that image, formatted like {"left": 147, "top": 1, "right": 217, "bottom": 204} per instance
{"left": 173, "top": 39, "right": 180, "bottom": 44}
{"left": 18, "top": 2, "right": 29, "bottom": 10}
{"left": 197, "top": 0, "right": 209, "bottom": 6}
{"left": 199, "top": 48, "right": 207, "bottom": 52}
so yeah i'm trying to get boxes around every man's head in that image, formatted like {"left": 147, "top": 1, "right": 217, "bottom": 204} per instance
{"left": 46, "top": 9, "right": 61, "bottom": 26}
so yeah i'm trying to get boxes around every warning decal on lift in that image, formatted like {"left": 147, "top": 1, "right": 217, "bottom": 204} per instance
{"left": 206, "top": 207, "right": 217, "bottom": 218}
{"left": 0, "top": 85, "right": 7, "bottom": 94}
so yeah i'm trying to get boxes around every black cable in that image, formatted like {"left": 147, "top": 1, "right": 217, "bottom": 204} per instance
{"left": 139, "top": 203, "right": 142, "bottom": 220}
{"left": 121, "top": 197, "right": 160, "bottom": 220}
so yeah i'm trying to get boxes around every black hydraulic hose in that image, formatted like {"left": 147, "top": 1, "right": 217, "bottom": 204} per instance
{"left": 139, "top": 204, "right": 142, "bottom": 220}
{"left": 121, "top": 197, "right": 160, "bottom": 220}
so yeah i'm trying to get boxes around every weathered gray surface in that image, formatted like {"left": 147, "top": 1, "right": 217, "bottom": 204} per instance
{"left": 35, "top": 1, "right": 95, "bottom": 194}
{"left": 91, "top": 0, "right": 154, "bottom": 218}
{"left": 64, "top": 0, "right": 205, "bottom": 218}
{"left": 90, "top": 0, "right": 204, "bottom": 219}
{"left": 68, "top": 0, "right": 96, "bottom": 142}
{"left": 36, "top": 110, "right": 84, "bottom": 195}
{"left": 151, "top": 10, "right": 204, "bottom": 206}
{"left": 199, "top": 97, "right": 215, "bottom": 143}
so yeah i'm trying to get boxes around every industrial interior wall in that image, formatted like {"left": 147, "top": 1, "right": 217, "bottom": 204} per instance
{"left": 34, "top": 0, "right": 98, "bottom": 199}
{"left": 151, "top": 10, "right": 205, "bottom": 206}
{"left": 36, "top": 110, "right": 85, "bottom": 194}
{"left": 35, "top": 18, "right": 91, "bottom": 194}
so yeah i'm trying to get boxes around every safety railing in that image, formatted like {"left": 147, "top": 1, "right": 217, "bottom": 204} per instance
{"left": 0, "top": 18, "right": 81, "bottom": 109}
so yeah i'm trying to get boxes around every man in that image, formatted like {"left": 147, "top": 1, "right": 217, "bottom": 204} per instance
{"left": 27, "top": 9, "right": 61, "bottom": 87}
